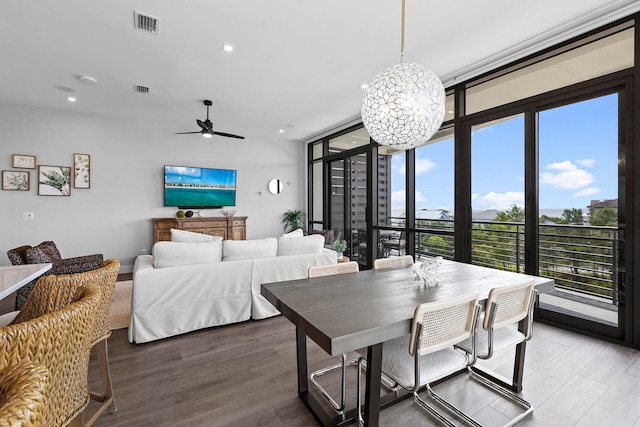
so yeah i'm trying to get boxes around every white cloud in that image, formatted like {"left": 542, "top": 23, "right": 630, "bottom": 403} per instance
{"left": 516, "top": 176, "right": 524, "bottom": 182}
{"left": 415, "top": 158, "right": 436, "bottom": 175}
{"left": 471, "top": 193, "right": 479, "bottom": 200}
{"left": 391, "top": 190, "right": 405, "bottom": 203}
{"left": 573, "top": 187, "right": 599, "bottom": 197}
{"left": 393, "top": 190, "right": 428, "bottom": 209}
{"left": 541, "top": 160, "right": 594, "bottom": 189}
{"left": 398, "top": 157, "right": 436, "bottom": 175}
{"left": 477, "top": 191, "right": 524, "bottom": 210}
{"left": 575, "top": 159, "right": 595, "bottom": 167}
{"left": 546, "top": 160, "right": 578, "bottom": 172}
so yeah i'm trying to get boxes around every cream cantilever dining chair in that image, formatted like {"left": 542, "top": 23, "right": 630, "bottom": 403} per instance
{"left": 356, "top": 292, "right": 481, "bottom": 427}
{"left": 308, "top": 261, "right": 359, "bottom": 414}
{"left": 373, "top": 255, "right": 414, "bottom": 270}
{"left": 456, "top": 280, "right": 537, "bottom": 426}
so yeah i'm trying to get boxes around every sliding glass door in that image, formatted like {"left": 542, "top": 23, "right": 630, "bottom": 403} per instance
{"left": 537, "top": 93, "right": 623, "bottom": 336}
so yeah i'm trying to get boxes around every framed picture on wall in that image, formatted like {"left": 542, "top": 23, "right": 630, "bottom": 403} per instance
{"left": 38, "top": 165, "right": 71, "bottom": 196}
{"left": 2, "top": 170, "right": 30, "bottom": 191}
{"left": 12, "top": 154, "right": 36, "bottom": 169}
{"left": 73, "top": 153, "right": 90, "bottom": 188}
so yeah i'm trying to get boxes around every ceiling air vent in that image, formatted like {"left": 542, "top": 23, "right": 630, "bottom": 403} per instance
{"left": 134, "top": 84, "right": 150, "bottom": 95}
{"left": 133, "top": 11, "right": 159, "bottom": 34}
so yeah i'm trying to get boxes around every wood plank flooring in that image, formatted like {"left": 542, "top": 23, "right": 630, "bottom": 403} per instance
{"left": 86, "top": 314, "right": 640, "bottom": 427}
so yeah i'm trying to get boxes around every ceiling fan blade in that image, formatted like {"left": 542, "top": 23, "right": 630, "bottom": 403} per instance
{"left": 196, "top": 119, "right": 209, "bottom": 131}
{"left": 212, "top": 131, "right": 245, "bottom": 140}
{"left": 175, "top": 131, "right": 202, "bottom": 134}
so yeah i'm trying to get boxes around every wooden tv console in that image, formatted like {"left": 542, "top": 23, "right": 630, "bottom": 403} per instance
{"left": 153, "top": 216, "right": 247, "bottom": 242}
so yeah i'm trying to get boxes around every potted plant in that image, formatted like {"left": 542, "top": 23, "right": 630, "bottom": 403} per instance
{"left": 332, "top": 239, "right": 347, "bottom": 259}
{"left": 282, "top": 209, "right": 306, "bottom": 233}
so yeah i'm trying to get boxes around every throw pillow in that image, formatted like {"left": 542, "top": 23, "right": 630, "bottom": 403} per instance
{"left": 170, "top": 228, "right": 223, "bottom": 243}
{"left": 35, "top": 241, "right": 63, "bottom": 266}
{"left": 222, "top": 238, "right": 278, "bottom": 261}
{"left": 152, "top": 241, "right": 223, "bottom": 268}
{"left": 282, "top": 229, "right": 304, "bottom": 238}
{"left": 24, "top": 247, "right": 53, "bottom": 265}
{"left": 311, "top": 229, "right": 335, "bottom": 245}
{"left": 277, "top": 234, "right": 324, "bottom": 256}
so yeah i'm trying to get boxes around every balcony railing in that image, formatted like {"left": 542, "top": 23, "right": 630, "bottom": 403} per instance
{"left": 387, "top": 217, "right": 619, "bottom": 304}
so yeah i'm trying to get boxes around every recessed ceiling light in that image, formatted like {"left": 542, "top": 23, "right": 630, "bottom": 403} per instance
{"left": 278, "top": 129, "right": 284, "bottom": 134}
{"left": 352, "top": 141, "right": 358, "bottom": 144}
{"left": 77, "top": 75, "right": 97, "bottom": 85}
{"left": 55, "top": 86, "right": 75, "bottom": 93}
{"left": 203, "top": 133, "right": 213, "bottom": 138}
{"left": 360, "top": 83, "right": 369, "bottom": 90}
{"left": 447, "top": 110, "right": 454, "bottom": 114}
{"left": 221, "top": 44, "right": 234, "bottom": 52}
{"left": 67, "top": 97, "right": 76, "bottom": 102}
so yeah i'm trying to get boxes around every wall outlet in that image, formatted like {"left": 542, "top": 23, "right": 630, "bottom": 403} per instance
{"left": 22, "top": 212, "right": 34, "bottom": 220}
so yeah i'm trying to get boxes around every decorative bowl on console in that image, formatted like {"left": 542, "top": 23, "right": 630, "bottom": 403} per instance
{"left": 221, "top": 209, "right": 237, "bottom": 217}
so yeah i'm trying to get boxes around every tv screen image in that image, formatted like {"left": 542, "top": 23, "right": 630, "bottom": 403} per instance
{"left": 164, "top": 165, "right": 237, "bottom": 208}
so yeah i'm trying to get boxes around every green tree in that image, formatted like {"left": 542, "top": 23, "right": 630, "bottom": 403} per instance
{"left": 494, "top": 205, "right": 524, "bottom": 222}
{"left": 561, "top": 208, "right": 583, "bottom": 225}
{"left": 590, "top": 208, "right": 617, "bottom": 226}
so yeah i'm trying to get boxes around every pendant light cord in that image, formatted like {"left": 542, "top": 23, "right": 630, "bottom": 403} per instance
{"left": 400, "top": 0, "right": 405, "bottom": 63}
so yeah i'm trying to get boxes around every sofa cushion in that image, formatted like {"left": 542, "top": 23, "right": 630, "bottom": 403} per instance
{"left": 170, "top": 228, "right": 223, "bottom": 243}
{"left": 223, "top": 238, "right": 278, "bottom": 261}
{"left": 277, "top": 234, "right": 324, "bottom": 256}
{"left": 153, "top": 241, "right": 223, "bottom": 268}
{"left": 282, "top": 229, "right": 304, "bottom": 238}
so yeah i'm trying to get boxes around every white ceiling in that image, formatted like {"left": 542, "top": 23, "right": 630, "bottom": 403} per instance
{"left": 0, "top": 0, "right": 638, "bottom": 142}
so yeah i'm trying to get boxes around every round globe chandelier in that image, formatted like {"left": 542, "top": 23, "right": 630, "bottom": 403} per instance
{"left": 361, "top": 0, "right": 445, "bottom": 150}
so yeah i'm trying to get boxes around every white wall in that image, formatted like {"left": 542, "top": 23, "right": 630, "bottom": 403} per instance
{"left": 0, "top": 102, "right": 306, "bottom": 272}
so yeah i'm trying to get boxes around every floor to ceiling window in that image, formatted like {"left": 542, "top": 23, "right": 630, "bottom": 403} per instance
{"left": 471, "top": 114, "right": 525, "bottom": 271}
{"left": 414, "top": 127, "right": 455, "bottom": 260}
{"left": 537, "top": 92, "right": 623, "bottom": 335}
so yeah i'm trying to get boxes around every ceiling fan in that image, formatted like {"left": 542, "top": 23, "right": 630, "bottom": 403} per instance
{"left": 175, "top": 100, "right": 245, "bottom": 139}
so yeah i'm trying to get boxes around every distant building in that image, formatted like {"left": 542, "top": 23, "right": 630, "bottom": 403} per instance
{"left": 587, "top": 199, "right": 618, "bottom": 216}
{"left": 415, "top": 209, "right": 451, "bottom": 221}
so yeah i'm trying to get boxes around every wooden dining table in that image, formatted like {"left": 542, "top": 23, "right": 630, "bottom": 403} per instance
{"left": 0, "top": 263, "right": 52, "bottom": 300}
{"left": 261, "top": 259, "right": 555, "bottom": 427}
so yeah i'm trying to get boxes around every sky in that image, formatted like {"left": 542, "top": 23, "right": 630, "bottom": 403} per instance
{"left": 391, "top": 93, "right": 618, "bottom": 214}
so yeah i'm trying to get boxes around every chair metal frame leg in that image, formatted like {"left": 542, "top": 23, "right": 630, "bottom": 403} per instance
{"left": 467, "top": 367, "right": 533, "bottom": 427}
{"left": 310, "top": 353, "right": 357, "bottom": 413}
{"left": 311, "top": 353, "right": 398, "bottom": 415}
{"left": 85, "top": 339, "right": 117, "bottom": 426}
{"left": 415, "top": 384, "right": 482, "bottom": 427}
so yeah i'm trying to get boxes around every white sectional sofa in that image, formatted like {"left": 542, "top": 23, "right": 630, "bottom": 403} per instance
{"left": 128, "top": 229, "right": 337, "bottom": 343}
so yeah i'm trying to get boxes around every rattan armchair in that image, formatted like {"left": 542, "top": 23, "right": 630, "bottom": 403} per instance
{"left": 0, "top": 363, "right": 49, "bottom": 427}
{"left": 12, "top": 259, "right": 121, "bottom": 426}
{"left": 7, "top": 241, "right": 103, "bottom": 310}
{"left": 0, "top": 282, "right": 100, "bottom": 426}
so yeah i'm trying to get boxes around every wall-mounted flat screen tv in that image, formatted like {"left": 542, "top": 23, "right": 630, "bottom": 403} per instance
{"left": 164, "top": 165, "right": 237, "bottom": 209}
